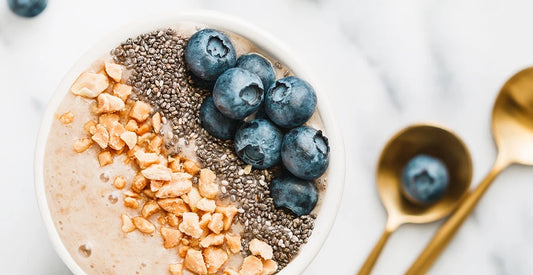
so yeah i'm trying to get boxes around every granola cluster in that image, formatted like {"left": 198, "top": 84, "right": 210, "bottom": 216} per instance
{"left": 60, "top": 60, "right": 277, "bottom": 275}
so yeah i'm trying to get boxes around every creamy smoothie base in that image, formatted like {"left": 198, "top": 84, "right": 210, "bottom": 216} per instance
{"left": 44, "top": 22, "right": 327, "bottom": 275}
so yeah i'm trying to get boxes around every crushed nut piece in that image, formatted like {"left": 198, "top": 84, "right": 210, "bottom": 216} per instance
{"left": 216, "top": 205, "right": 239, "bottom": 231}
{"left": 134, "top": 150, "right": 160, "bottom": 169}
{"left": 141, "top": 200, "right": 160, "bottom": 218}
{"left": 125, "top": 119, "right": 138, "bottom": 132}
{"left": 223, "top": 269, "right": 239, "bottom": 275}
{"left": 249, "top": 239, "right": 273, "bottom": 260}
{"left": 132, "top": 216, "right": 155, "bottom": 234}
{"left": 168, "top": 263, "right": 183, "bottom": 275}
{"left": 73, "top": 138, "right": 92, "bottom": 153}
{"left": 261, "top": 260, "right": 278, "bottom": 275}
{"left": 84, "top": 120, "right": 97, "bottom": 135}
{"left": 70, "top": 72, "right": 109, "bottom": 98}
{"left": 120, "top": 131, "right": 137, "bottom": 149}
{"left": 150, "top": 180, "right": 165, "bottom": 192}
{"left": 203, "top": 247, "right": 228, "bottom": 274}
{"left": 179, "top": 212, "right": 203, "bottom": 238}
{"left": 152, "top": 112, "right": 162, "bottom": 133}
{"left": 199, "top": 169, "right": 218, "bottom": 199}
{"left": 200, "top": 233, "right": 224, "bottom": 248}
{"left": 113, "top": 83, "right": 132, "bottom": 101}
{"left": 92, "top": 125, "right": 109, "bottom": 149}
{"left": 225, "top": 234, "right": 241, "bottom": 254}
{"left": 120, "top": 214, "right": 135, "bottom": 233}
{"left": 108, "top": 122, "right": 126, "bottom": 150}
{"left": 97, "top": 93, "right": 125, "bottom": 114}
{"left": 98, "top": 151, "right": 113, "bottom": 167}
{"left": 141, "top": 164, "right": 172, "bottom": 181}
{"left": 148, "top": 135, "right": 163, "bottom": 154}
{"left": 178, "top": 245, "right": 189, "bottom": 258}
{"left": 186, "top": 187, "right": 202, "bottom": 211}
{"left": 58, "top": 111, "right": 75, "bottom": 124}
{"left": 197, "top": 198, "right": 216, "bottom": 213}
{"left": 184, "top": 249, "right": 208, "bottom": 275}
{"left": 113, "top": 176, "right": 126, "bottom": 189}
{"left": 104, "top": 61, "right": 123, "bottom": 82}
{"left": 136, "top": 120, "right": 152, "bottom": 135}
{"left": 166, "top": 213, "right": 180, "bottom": 227}
{"left": 98, "top": 113, "right": 120, "bottom": 130}
{"left": 199, "top": 213, "right": 212, "bottom": 228}
{"left": 240, "top": 256, "right": 263, "bottom": 275}
{"left": 160, "top": 227, "right": 182, "bottom": 248}
{"left": 124, "top": 197, "right": 139, "bottom": 209}
{"left": 130, "top": 101, "right": 151, "bottom": 122}
{"left": 208, "top": 213, "right": 224, "bottom": 234}
{"left": 131, "top": 173, "right": 148, "bottom": 193}
{"left": 156, "top": 173, "right": 192, "bottom": 198}
{"left": 183, "top": 160, "right": 201, "bottom": 176}
{"left": 158, "top": 198, "right": 190, "bottom": 216}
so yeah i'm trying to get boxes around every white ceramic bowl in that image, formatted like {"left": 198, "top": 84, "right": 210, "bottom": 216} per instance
{"left": 34, "top": 10, "right": 345, "bottom": 275}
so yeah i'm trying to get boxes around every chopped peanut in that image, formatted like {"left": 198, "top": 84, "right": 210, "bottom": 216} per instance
{"left": 240, "top": 256, "right": 263, "bottom": 275}
{"left": 124, "top": 197, "right": 139, "bottom": 209}
{"left": 131, "top": 173, "right": 148, "bottom": 193}
{"left": 184, "top": 249, "right": 207, "bottom": 275}
{"left": 104, "top": 61, "right": 123, "bottom": 82}
{"left": 197, "top": 198, "right": 216, "bottom": 213}
{"left": 108, "top": 122, "right": 126, "bottom": 150}
{"left": 141, "top": 164, "right": 172, "bottom": 181}
{"left": 113, "top": 176, "right": 126, "bottom": 189}
{"left": 141, "top": 200, "right": 160, "bottom": 218}
{"left": 98, "top": 151, "right": 113, "bottom": 167}
{"left": 260, "top": 260, "right": 278, "bottom": 275}
{"left": 160, "top": 227, "right": 182, "bottom": 248}
{"left": 199, "top": 169, "right": 218, "bottom": 199}
{"left": 200, "top": 233, "right": 224, "bottom": 248}
{"left": 199, "top": 213, "right": 212, "bottom": 228}
{"left": 97, "top": 93, "right": 125, "bottom": 114}
{"left": 125, "top": 119, "right": 138, "bottom": 132}
{"left": 143, "top": 188, "right": 156, "bottom": 199}
{"left": 152, "top": 112, "right": 162, "bottom": 133}
{"left": 169, "top": 157, "right": 182, "bottom": 173}
{"left": 84, "top": 120, "right": 97, "bottom": 135}
{"left": 98, "top": 113, "right": 119, "bottom": 130}
{"left": 166, "top": 213, "right": 180, "bottom": 227}
{"left": 208, "top": 213, "right": 224, "bottom": 234}
{"left": 132, "top": 216, "right": 155, "bottom": 234}
{"left": 150, "top": 180, "right": 165, "bottom": 192}
{"left": 120, "top": 214, "right": 135, "bottom": 233}
{"left": 92, "top": 124, "right": 109, "bottom": 149}
{"left": 183, "top": 160, "right": 201, "bottom": 176}
{"left": 223, "top": 269, "right": 239, "bottom": 275}
{"left": 225, "top": 234, "right": 241, "bottom": 254}
{"left": 179, "top": 212, "right": 202, "bottom": 238}
{"left": 120, "top": 131, "right": 137, "bottom": 149}
{"left": 249, "top": 239, "right": 273, "bottom": 260}
{"left": 148, "top": 135, "right": 163, "bottom": 154}
{"left": 178, "top": 245, "right": 189, "bottom": 258}
{"left": 155, "top": 173, "right": 192, "bottom": 198}
{"left": 203, "top": 247, "right": 228, "bottom": 274}
{"left": 134, "top": 150, "right": 160, "bottom": 169}
{"left": 58, "top": 111, "right": 75, "bottom": 124}
{"left": 186, "top": 187, "right": 202, "bottom": 211}
{"left": 73, "top": 138, "right": 92, "bottom": 153}
{"left": 113, "top": 83, "right": 132, "bottom": 101}
{"left": 130, "top": 101, "right": 151, "bottom": 122}
{"left": 168, "top": 263, "right": 183, "bottom": 275}
{"left": 216, "top": 205, "right": 239, "bottom": 231}
{"left": 158, "top": 198, "right": 190, "bottom": 216}
{"left": 70, "top": 72, "right": 109, "bottom": 98}
{"left": 136, "top": 121, "right": 152, "bottom": 135}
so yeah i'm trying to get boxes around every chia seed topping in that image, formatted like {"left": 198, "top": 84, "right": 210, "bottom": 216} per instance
{"left": 112, "top": 28, "right": 317, "bottom": 269}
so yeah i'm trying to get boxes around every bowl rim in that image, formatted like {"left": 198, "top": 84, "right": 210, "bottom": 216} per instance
{"left": 34, "top": 10, "right": 346, "bottom": 275}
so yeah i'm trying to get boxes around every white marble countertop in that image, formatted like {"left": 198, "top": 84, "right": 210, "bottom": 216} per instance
{"left": 2, "top": 0, "right": 533, "bottom": 274}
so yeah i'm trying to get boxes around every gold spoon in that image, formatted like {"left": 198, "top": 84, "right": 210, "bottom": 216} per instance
{"left": 358, "top": 124, "right": 472, "bottom": 275}
{"left": 406, "top": 67, "right": 533, "bottom": 274}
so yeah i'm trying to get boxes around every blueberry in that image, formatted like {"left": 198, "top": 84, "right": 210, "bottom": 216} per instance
{"left": 234, "top": 119, "right": 283, "bottom": 169}
{"left": 281, "top": 126, "right": 329, "bottom": 180}
{"left": 8, "top": 0, "right": 47, "bottom": 17}
{"left": 265, "top": 76, "right": 317, "bottom": 128}
{"left": 270, "top": 173, "right": 318, "bottom": 216}
{"left": 401, "top": 154, "right": 449, "bottom": 205}
{"left": 236, "top": 53, "right": 276, "bottom": 90}
{"left": 199, "top": 97, "right": 240, "bottom": 140}
{"left": 213, "top": 68, "right": 264, "bottom": 120}
{"left": 184, "top": 29, "right": 237, "bottom": 81}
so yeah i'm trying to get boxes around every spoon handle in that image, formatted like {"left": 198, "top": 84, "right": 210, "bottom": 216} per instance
{"left": 358, "top": 225, "right": 395, "bottom": 275}
{"left": 405, "top": 157, "right": 509, "bottom": 275}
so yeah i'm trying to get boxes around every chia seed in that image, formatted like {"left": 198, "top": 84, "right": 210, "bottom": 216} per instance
{"left": 112, "top": 28, "right": 316, "bottom": 269}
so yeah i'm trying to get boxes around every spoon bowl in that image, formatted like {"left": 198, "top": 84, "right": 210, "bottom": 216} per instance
{"left": 358, "top": 123, "right": 472, "bottom": 275}
{"left": 377, "top": 124, "right": 473, "bottom": 224}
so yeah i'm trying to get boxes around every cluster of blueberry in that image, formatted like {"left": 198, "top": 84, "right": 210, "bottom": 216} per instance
{"left": 7, "top": 0, "right": 47, "bottom": 18}
{"left": 184, "top": 29, "right": 329, "bottom": 216}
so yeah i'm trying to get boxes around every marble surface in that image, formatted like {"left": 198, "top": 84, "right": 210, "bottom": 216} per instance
{"left": 1, "top": 0, "right": 533, "bottom": 274}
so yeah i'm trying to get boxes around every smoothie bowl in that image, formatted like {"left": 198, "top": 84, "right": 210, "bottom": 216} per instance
{"left": 34, "top": 11, "right": 345, "bottom": 275}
